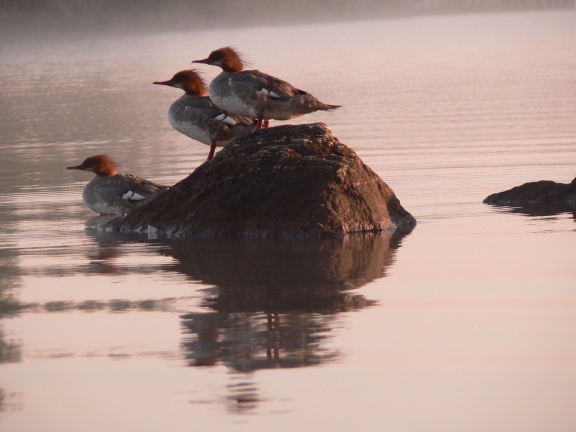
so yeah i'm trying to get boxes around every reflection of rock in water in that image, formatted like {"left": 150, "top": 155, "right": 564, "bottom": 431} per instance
{"left": 225, "top": 380, "right": 260, "bottom": 414}
{"left": 0, "top": 327, "right": 21, "bottom": 364}
{"left": 84, "top": 217, "right": 171, "bottom": 276}
{"left": 182, "top": 311, "right": 339, "bottom": 371}
{"left": 489, "top": 204, "right": 576, "bottom": 221}
{"left": 0, "top": 388, "right": 23, "bottom": 413}
{"left": 164, "top": 229, "right": 410, "bottom": 293}
{"left": 0, "top": 291, "right": 23, "bottom": 364}
{"left": 178, "top": 229, "right": 412, "bottom": 376}
{"left": 84, "top": 216, "right": 135, "bottom": 275}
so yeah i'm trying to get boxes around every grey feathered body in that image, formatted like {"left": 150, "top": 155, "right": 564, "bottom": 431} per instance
{"left": 168, "top": 95, "right": 255, "bottom": 147}
{"left": 209, "top": 70, "right": 340, "bottom": 120}
{"left": 83, "top": 174, "right": 168, "bottom": 215}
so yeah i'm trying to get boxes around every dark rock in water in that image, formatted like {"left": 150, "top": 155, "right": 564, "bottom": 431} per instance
{"left": 483, "top": 177, "right": 576, "bottom": 208}
{"left": 105, "top": 123, "right": 416, "bottom": 238}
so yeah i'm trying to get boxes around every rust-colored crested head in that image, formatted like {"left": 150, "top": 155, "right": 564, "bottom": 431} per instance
{"left": 192, "top": 46, "right": 245, "bottom": 73}
{"left": 67, "top": 154, "right": 118, "bottom": 177}
{"left": 153, "top": 69, "right": 208, "bottom": 96}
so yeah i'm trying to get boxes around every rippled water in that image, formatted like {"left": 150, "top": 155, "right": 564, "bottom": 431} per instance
{"left": 1, "top": 10, "right": 575, "bottom": 432}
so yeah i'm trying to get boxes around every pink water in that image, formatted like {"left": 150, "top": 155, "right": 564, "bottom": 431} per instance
{"left": 0, "top": 10, "right": 575, "bottom": 432}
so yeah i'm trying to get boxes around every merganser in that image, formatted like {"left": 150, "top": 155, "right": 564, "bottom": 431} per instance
{"left": 67, "top": 154, "right": 168, "bottom": 215}
{"left": 153, "top": 69, "right": 255, "bottom": 160}
{"left": 192, "top": 47, "right": 341, "bottom": 130}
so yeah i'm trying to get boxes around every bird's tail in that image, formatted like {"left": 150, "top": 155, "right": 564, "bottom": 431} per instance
{"left": 320, "top": 103, "right": 341, "bottom": 111}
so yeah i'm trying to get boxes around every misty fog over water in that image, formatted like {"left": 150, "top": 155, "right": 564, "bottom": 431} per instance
{"left": 1, "top": 0, "right": 574, "bottom": 38}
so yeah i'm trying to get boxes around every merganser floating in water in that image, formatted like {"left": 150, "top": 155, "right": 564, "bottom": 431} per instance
{"left": 67, "top": 154, "right": 168, "bottom": 215}
{"left": 153, "top": 69, "right": 255, "bottom": 160}
{"left": 192, "top": 47, "right": 341, "bottom": 130}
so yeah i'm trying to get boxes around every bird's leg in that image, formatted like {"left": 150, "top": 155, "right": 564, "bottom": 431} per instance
{"left": 256, "top": 116, "right": 264, "bottom": 130}
{"left": 207, "top": 143, "right": 216, "bottom": 160}
{"left": 263, "top": 119, "right": 270, "bottom": 128}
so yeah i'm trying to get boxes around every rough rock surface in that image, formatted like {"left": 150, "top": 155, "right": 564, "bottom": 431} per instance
{"left": 484, "top": 177, "right": 576, "bottom": 208}
{"left": 105, "top": 123, "right": 416, "bottom": 238}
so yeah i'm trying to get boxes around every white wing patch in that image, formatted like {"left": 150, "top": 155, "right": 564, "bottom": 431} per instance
{"left": 213, "top": 113, "right": 237, "bottom": 125}
{"left": 122, "top": 190, "right": 147, "bottom": 201}
{"left": 259, "top": 88, "right": 281, "bottom": 98}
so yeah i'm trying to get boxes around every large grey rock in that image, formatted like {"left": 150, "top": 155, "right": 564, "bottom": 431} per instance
{"left": 105, "top": 123, "right": 416, "bottom": 238}
{"left": 484, "top": 177, "right": 576, "bottom": 208}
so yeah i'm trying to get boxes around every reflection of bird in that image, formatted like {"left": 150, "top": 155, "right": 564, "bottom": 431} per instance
{"left": 192, "top": 47, "right": 341, "bottom": 130}
{"left": 67, "top": 154, "right": 168, "bottom": 215}
{"left": 154, "top": 70, "right": 255, "bottom": 160}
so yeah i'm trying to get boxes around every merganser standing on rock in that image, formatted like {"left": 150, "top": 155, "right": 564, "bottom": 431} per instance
{"left": 67, "top": 154, "right": 168, "bottom": 215}
{"left": 153, "top": 69, "right": 255, "bottom": 160}
{"left": 192, "top": 47, "right": 341, "bottom": 130}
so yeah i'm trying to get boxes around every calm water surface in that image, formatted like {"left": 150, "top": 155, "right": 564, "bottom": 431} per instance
{"left": 1, "top": 11, "right": 575, "bottom": 432}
